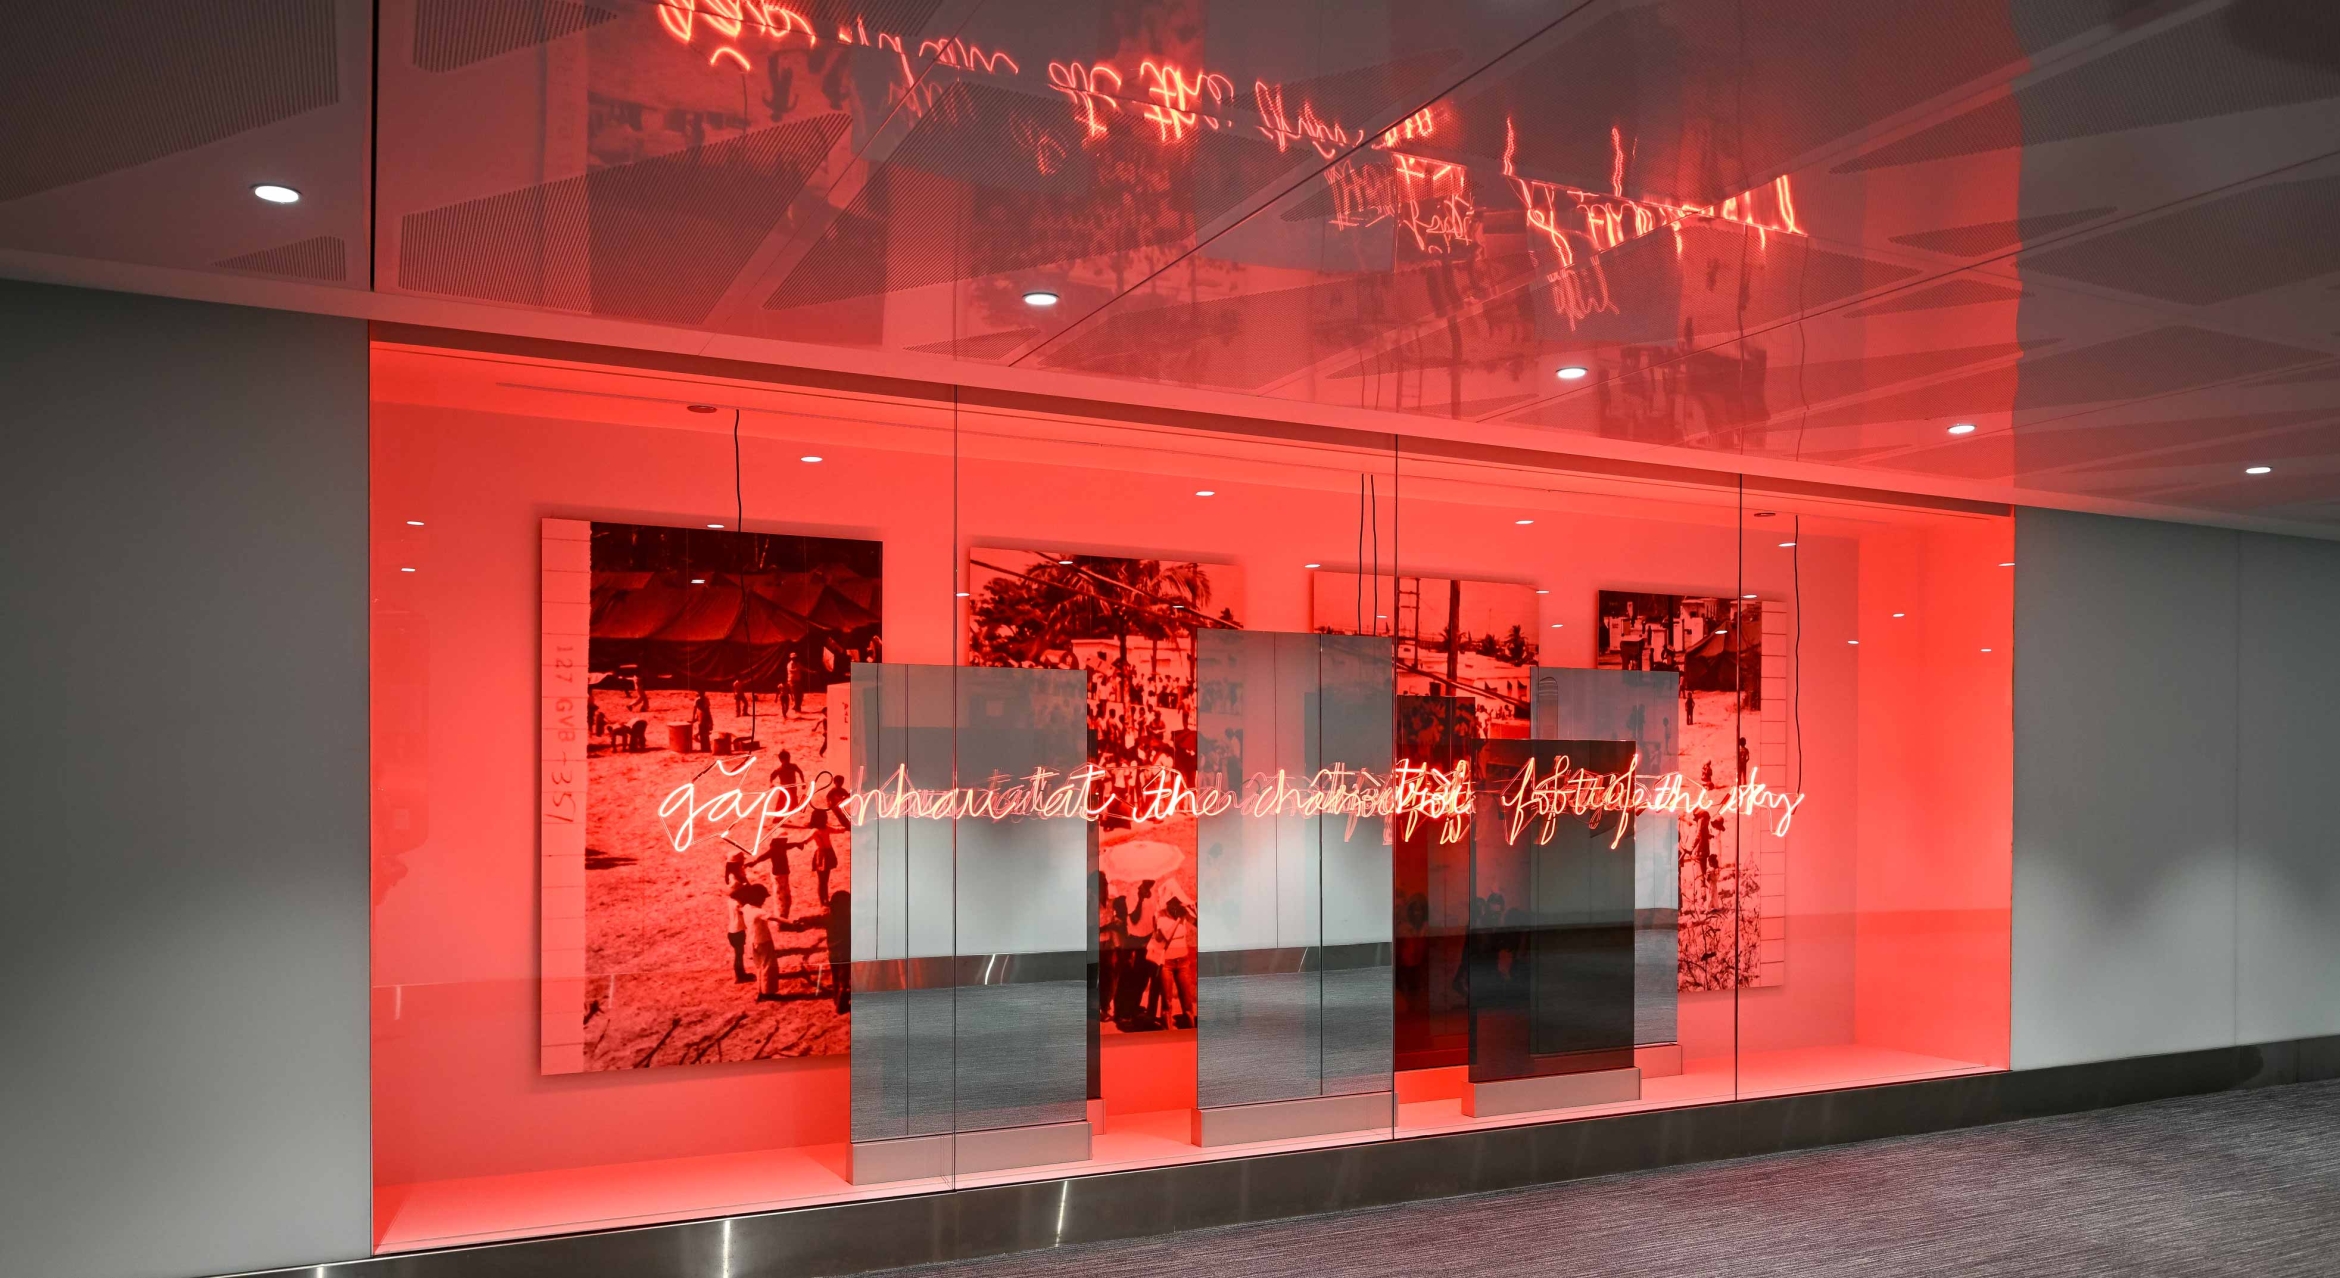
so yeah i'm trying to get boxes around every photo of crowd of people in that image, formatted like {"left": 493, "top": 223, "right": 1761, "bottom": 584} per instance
{"left": 1594, "top": 589, "right": 1769, "bottom": 992}
{"left": 965, "top": 548, "right": 1241, "bottom": 1034}
{"left": 577, "top": 521, "right": 879, "bottom": 1071}
{"left": 1311, "top": 571, "right": 1539, "bottom": 741}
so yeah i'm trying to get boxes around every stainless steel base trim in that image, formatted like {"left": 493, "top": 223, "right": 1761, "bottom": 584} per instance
{"left": 1191, "top": 1091, "right": 1395, "bottom": 1147}
{"left": 850, "top": 1121, "right": 1094, "bottom": 1185}
{"left": 1635, "top": 1043, "right": 1684, "bottom": 1078}
{"left": 1464, "top": 1067, "right": 1641, "bottom": 1117}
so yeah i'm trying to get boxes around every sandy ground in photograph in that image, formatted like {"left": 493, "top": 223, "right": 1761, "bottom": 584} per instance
{"left": 582, "top": 688, "right": 850, "bottom": 1071}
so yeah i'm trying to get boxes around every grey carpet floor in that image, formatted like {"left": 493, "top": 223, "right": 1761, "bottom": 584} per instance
{"left": 880, "top": 1078, "right": 2340, "bottom": 1276}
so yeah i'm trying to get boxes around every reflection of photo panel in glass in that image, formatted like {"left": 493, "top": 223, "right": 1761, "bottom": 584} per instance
{"left": 965, "top": 547, "right": 1246, "bottom": 1037}
{"left": 559, "top": 520, "right": 880, "bottom": 1073}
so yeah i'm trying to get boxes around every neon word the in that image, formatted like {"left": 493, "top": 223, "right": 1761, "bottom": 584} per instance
{"left": 1137, "top": 60, "right": 1235, "bottom": 143}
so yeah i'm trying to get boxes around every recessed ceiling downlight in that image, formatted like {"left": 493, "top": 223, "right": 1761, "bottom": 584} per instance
{"left": 2246, "top": 465, "right": 2272, "bottom": 475}
{"left": 1023, "top": 290, "right": 1060, "bottom": 307}
{"left": 1947, "top": 422, "right": 1976, "bottom": 436}
{"left": 1556, "top": 365, "right": 1589, "bottom": 380}
{"left": 252, "top": 183, "right": 300, "bottom": 204}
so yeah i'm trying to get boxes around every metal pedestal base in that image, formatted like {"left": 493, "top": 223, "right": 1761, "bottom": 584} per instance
{"left": 1191, "top": 1090, "right": 1395, "bottom": 1147}
{"left": 1463, "top": 1067, "right": 1641, "bottom": 1118}
{"left": 850, "top": 1121, "right": 1093, "bottom": 1184}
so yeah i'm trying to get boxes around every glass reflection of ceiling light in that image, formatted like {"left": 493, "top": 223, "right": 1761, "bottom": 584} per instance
{"left": 1982, "top": 647, "right": 1994, "bottom": 653}
{"left": 405, "top": 520, "right": 424, "bottom": 526}
{"left": 1948, "top": 423, "right": 1976, "bottom": 435}
{"left": 707, "top": 523, "right": 724, "bottom": 529}
{"left": 1195, "top": 489, "right": 1215, "bottom": 497}
{"left": 800, "top": 455, "right": 822, "bottom": 463}
{"left": 956, "top": 591, "right": 970, "bottom": 597}
{"left": 1778, "top": 540, "right": 1797, "bottom": 548}
{"left": 1847, "top": 639, "right": 1859, "bottom": 645}
{"left": 1892, "top": 612, "right": 1906, "bottom": 618}
{"left": 1551, "top": 623, "right": 1564, "bottom": 628}
{"left": 1742, "top": 593, "right": 1758, "bottom": 599}
{"left": 1023, "top": 290, "right": 1060, "bottom": 307}
{"left": 1556, "top": 365, "right": 1589, "bottom": 380}
{"left": 252, "top": 183, "right": 300, "bottom": 204}
{"left": 399, "top": 566, "right": 415, "bottom": 573}
{"left": 687, "top": 404, "right": 716, "bottom": 414}
{"left": 2000, "top": 561, "right": 2015, "bottom": 567}
{"left": 2246, "top": 465, "right": 2272, "bottom": 475}
{"left": 1057, "top": 558, "right": 1073, "bottom": 565}
{"left": 1536, "top": 589, "right": 1549, "bottom": 595}
{"left": 691, "top": 578, "right": 706, "bottom": 585}
{"left": 1515, "top": 518, "right": 1534, "bottom": 525}
{"left": 1304, "top": 562, "right": 1321, "bottom": 568}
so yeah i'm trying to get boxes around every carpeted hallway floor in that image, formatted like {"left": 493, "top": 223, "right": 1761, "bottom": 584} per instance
{"left": 880, "top": 1079, "right": 2340, "bottom": 1277}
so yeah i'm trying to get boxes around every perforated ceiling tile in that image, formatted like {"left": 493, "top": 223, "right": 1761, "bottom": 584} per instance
{"left": 0, "top": 0, "right": 339, "bottom": 202}
{"left": 2020, "top": 175, "right": 2340, "bottom": 305}
{"left": 1887, "top": 207, "right": 2116, "bottom": 257}
{"left": 411, "top": 0, "right": 615, "bottom": 72}
{"left": 1794, "top": 325, "right": 2328, "bottom": 431}
{"left": 216, "top": 236, "right": 349, "bottom": 282}
{"left": 1840, "top": 276, "right": 2025, "bottom": 317}
{"left": 1838, "top": 5, "right": 2340, "bottom": 172}
{"left": 402, "top": 113, "right": 848, "bottom": 322}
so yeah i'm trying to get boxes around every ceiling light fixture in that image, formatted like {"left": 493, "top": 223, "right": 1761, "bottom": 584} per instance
{"left": 1556, "top": 365, "right": 1589, "bottom": 380}
{"left": 2246, "top": 465, "right": 2272, "bottom": 475}
{"left": 1550, "top": 622, "right": 1564, "bottom": 628}
{"left": 800, "top": 455, "right": 822, "bottom": 463}
{"left": 1304, "top": 562, "right": 1321, "bottom": 569}
{"left": 1847, "top": 639, "right": 1860, "bottom": 645}
{"left": 251, "top": 183, "right": 300, "bottom": 204}
{"left": 1947, "top": 423, "right": 1976, "bottom": 436}
{"left": 956, "top": 591, "right": 970, "bottom": 598}
{"left": 691, "top": 578, "right": 706, "bottom": 585}
{"left": 1535, "top": 589, "right": 1549, "bottom": 595}
{"left": 405, "top": 520, "right": 424, "bottom": 527}
{"left": 707, "top": 523, "right": 725, "bottom": 529}
{"left": 1742, "top": 593, "right": 1758, "bottom": 599}
{"left": 1057, "top": 558, "right": 1073, "bottom": 565}
{"left": 1022, "top": 290, "right": 1059, "bottom": 307}
{"left": 1999, "top": 561, "right": 2015, "bottom": 568}
{"left": 686, "top": 404, "right": 716, "bottom": 414}
{"left": 1982, "top": 647, "right": 1994, "bottom": 653}
{"left": 1778, "top": 540, "right": 1797, "bottom": 548}
{"left": 1515, "top": 518, "right": 1534, "bottom": 525}
{"left": 399, "top": 566, "right": 415, "bottom": 573}
{"left": 1892, "top": 612, "right": 1906, "bottom": 618}
{"left": 1195, "top": 489, "right": 1215, "bottom": 497}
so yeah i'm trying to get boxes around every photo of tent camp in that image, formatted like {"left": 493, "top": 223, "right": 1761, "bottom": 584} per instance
{"left": 1594, "top": 589, "right": 1766, "bottom": 992}
{"left": 578, "top": 521, "right": 881, "bottom": 1070}
{"left": 1310, "top": 571, "right": 1540, "bottom": 740}
{"left": 965, "top": 548, "right": 1244, "bottom": 1035}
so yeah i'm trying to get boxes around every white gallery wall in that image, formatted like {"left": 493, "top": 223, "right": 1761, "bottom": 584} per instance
{"left": 2013, "top": 507, "right": 2340, "bottom": 1068}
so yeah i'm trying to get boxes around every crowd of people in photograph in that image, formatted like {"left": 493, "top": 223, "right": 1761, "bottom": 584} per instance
{"left": 1096, "top": 872, "right": 1195, "bottom": 1032}
{"left": 711, "top": 755, "right": 851, "bottom": 1014}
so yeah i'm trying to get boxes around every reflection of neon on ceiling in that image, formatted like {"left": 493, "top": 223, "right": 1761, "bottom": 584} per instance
{"left": 1010, "top": 115, "right": 1068, "bottom": 175}
{"left": 1503, "top": 116, "right": 1805, "bottom": 262}
{"left": 1375, "top": 106, "right": 1438, "bottom": 151}
{"left": 656, "top": 0, "right": 817, "bottom": 69}
{"left": 1137, "top": 60, "right": 1235, "bottom": 143}
{"left": 920, "top": 36, "right": 1019, "bottom": 76}
{"left": 1325, "top": 150, "right": 1477, "bottom": 255}
{"left": 1049, "top": 61, "right": 1124, "bottom": 141}
{"left": 657, "top": 753, "right": 1806, "bottom": 857}
{"left": 1254, "top": 79, "right": 1361, "bottom": 158}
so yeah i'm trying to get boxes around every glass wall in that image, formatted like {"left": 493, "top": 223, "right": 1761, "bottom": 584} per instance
{"left": 368, "top": 338, "right": 2011, "bottom": 1251}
